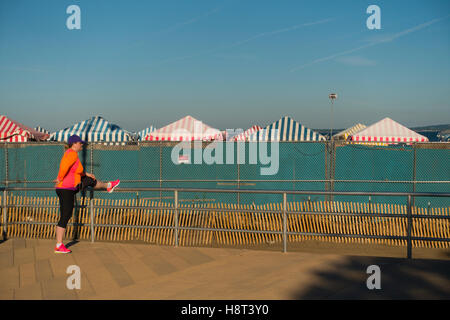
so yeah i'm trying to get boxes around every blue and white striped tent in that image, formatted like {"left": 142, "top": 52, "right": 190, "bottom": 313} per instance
{"left": 137, "top": 126, "right": 156, "bottom": 141}
{"left": 249, "top": 116, "right": 326, "bottom": 141}
{"left": 34, "top": 126, "right": 50, "bottom": 141}
{"left": 49, "top": 116, "right": 133, "bottom": 143}
{"left": 35, "top": 126, "right": 50, "bottom": 135}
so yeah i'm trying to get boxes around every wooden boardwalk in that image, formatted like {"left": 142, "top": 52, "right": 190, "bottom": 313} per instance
{"left": 1, "top": 237, "right": 449, "bottom": 300}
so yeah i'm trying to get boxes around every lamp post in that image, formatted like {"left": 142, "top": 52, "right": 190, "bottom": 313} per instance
{"left": 328, "top": 93, "right": 337, "bottom": 140}
{"left": 328, "top": 93, "right": 337, "bottom": 203}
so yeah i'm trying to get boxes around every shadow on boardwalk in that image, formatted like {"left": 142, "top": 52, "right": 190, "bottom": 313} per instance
{"left": 291, "top": 254, "right": 450, "bottom": 299}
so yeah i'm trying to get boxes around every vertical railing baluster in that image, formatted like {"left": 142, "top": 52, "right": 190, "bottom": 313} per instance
{"left": 90, "top": 190, "right": 95, "bottom": 243}
{"left": 174, "top": 190, "right": 179, "bottom": 247}
{"left": 407, "top": 195, "right": 412, "bottom": 259}
{"left": 283, "top": 192, "right": 287, "bottom": 253}
{"left": 2, "top": 189, "right": 7, "bottom": 241}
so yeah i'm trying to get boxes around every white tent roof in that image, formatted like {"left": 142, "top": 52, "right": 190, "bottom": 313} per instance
{"left": 351, "top": 118, "right": 428, "bottom": 143}
{"left": 145, "top": 115, "right": 223, "bottom": 141}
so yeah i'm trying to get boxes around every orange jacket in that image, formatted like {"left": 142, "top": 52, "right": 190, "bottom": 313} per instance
{"left": 56, "top": 149, "right": 84, "bottom": 190}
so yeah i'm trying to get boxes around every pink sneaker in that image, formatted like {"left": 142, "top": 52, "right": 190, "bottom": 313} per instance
{"left": 54, "top": 243, "right": 72, "bottom": 254}
{"left": 107, "top": 179, "right": 120, "bottom": 193}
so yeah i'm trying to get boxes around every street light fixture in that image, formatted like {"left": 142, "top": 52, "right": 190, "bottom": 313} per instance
{"left": 328, "top": 93, "right": 337, "bottom": 203}
{"left": 329, "top": 93, "right": 337, "bottom": 140}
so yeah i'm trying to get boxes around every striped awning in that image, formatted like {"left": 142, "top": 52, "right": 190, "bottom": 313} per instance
{"left": 334, "top": 123, "right": 366, "bottom": 140}
{"left": 249, "top": 116, "right": 326, "bottom": 142}
{"left": 347, "top": 141, "right": 388, "bottom": 146}
{"left": 351, "top": 117, "right": 428, "bottom": 143}
{"left": 49, "top": 116, "right": 133, "bottom": 143}
{"left": 34, "top": 126, "right": 50, "bottom": 141}
{"left": 138, "top": 126, "right": 156, "bottom": 141}
{"left": 232, "top": 125, "right": 262, "bottom": 141}
{"left": 35, "top": 126, "right": 50, "bottom": 134}
{"left": 0, "top": 115, "right": 49, "bottom": 142}
{"left": 145, "top": 116, "right": 223, "bottom": 141}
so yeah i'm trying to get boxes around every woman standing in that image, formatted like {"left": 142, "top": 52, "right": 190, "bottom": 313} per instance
{"left": 54, "top": 135, "right": 120, "bottom": 253}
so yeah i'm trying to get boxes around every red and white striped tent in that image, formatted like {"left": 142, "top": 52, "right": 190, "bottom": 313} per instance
{"left": 144, "top": 115, "right": 223, "bottom": 141}
{"left": 0, "top": 115, "right": 49, "bottom": 142}
{"left": 231, "top": 125, "right": 262, "bottom": 141}
{"left": 351, "top": 117, "right": 428, "bottom": 143}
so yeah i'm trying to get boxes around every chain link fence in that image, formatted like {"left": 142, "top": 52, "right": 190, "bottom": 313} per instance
{"left": 0, "top": 141, "right": 449, "bottom": 208}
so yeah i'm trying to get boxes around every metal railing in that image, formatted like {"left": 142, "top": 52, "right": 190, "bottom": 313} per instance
{"left": 1, "top": 186, "right": 450, "bottom": 259}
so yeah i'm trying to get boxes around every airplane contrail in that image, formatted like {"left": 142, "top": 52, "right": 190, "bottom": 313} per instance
{"left": 226, "top": 18, "right": 334, "bottom": 49}
{"left": 155, "top": 18, "right": 334, "bottom": 66}
{"left": 123, "top": 7, "right": 222, "bottom": 52}
{"left": 290, "top": 15, "right": 450, "bottom": 72}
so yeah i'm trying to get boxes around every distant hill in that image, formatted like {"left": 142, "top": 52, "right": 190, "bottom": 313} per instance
{"left": 410, "top": 124, "right": 450, "bottom": 142}
{"left": 314, "top": 124, "right": 450, "bottom": 142}
{"left": 315, "top": 124, "right": 450, "bottom": 133}
{"left": 410, "top": 124, "right": 450, "bottom": 131}
{"left": 314, "top": 129, "right": 344, "bottom": 136}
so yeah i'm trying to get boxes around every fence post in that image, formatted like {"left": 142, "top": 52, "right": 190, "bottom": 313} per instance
{"left": 174, "top": 190, "right": 178, "bottom": 247}
{"left": 4, "top": 145, "right": 8, "bottom": 240}
{"left": 324, "top": 141, "right": 329, "bottom": 202}
{"left": 5, "top": 144, "right": 8, "bottom": 186}
{"left": 237, "top": 144, "right": 240, "bottom": 206}
{"left": 159, "top": 142, "right": 162, "bottom": 201}
{"left": 330, "top": 140, "right": 335, "bottom": 202}
{"left": 412, "top": 145, "right": 416, "bottom": 207}
{"left": 90, "top": 190, "right": 95, "bottom": 243}
{"left": 283, "top": 192, "right": 287, "bottom": 253}
{"left": 2, "top": 189, "right": 7, "bottom": 241}
{"left": 90, "top": 142, "right": 93, "bottom": 173}
{"left": 407, "top": 195, "right": 412, "bottom": 259}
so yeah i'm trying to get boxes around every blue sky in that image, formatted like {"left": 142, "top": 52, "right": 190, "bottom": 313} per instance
{"left": 0, "top": 0, "right": 449, "bottom": 132}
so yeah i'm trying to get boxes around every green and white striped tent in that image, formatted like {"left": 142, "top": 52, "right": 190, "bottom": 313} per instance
{"left": 35, "top": 126, "right": 50, "bottom": 135}
{"left": 49, "top": 116, "right": 133, "bottom": 143}
{"left": 137, "top": 126, "right": 156, "bottom": 141}
{"left": 33, "top": 126, "right": 50, "bottom": 141}
{"left": 248, "top": 116, "right": 326, "bottom": 141}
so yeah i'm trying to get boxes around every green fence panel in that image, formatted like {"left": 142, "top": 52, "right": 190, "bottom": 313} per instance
{"left": 161, "top": 142, "right": 238, "bottom": 205}
{"left": 238, "top": 142, "right": 327, "bottom": 205}
{"left": 5, "top": 144, "right": 64, "bottom": 197}
{"left": 0, "top": 142, "right": 448, "bottom": 208}
{"left": 334, "top": 144, "right": 415, "bottom": 205}
{"left": 414, "top": 147, "right": 450, "bottom": 207}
